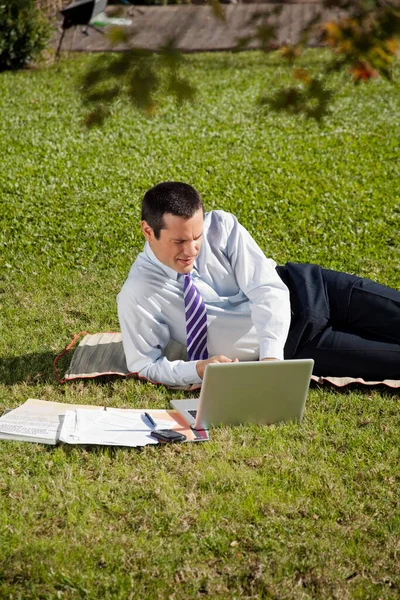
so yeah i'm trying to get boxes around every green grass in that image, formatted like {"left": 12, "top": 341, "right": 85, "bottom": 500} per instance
{"left": 0, "top": 50, "right": 400, "bottom": 599}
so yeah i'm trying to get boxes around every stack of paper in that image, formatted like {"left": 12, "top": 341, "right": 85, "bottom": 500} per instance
{"left": 0, "top": 399, "right": 71, "bottom": 444}
{"left": 0, "top": 399, "right": 209, "bottom": 446}
{"left": 60, "top": 408, "right": 174, "bottom": 447}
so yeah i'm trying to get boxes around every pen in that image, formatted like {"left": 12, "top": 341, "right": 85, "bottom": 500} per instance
{"left": 143, "top": 412, "right": 156, "bottom": 428}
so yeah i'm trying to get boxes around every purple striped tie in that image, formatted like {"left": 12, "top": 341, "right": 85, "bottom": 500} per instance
{"left": 183, "top": 273, "right": 209, "bottom": 361}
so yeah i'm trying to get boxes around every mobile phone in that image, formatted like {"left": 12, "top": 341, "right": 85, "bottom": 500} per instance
{"left": 150, "top": 429, "right": 187, "bottom": 443}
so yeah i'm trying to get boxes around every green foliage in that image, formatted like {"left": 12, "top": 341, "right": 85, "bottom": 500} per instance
{"left": 0, "top": 0, "right": 50, "bottom": 71}
{"left": 0, "top": 51, "right": 400, "bottom": 598}
{"left": 254, "top": 0, "right": 400, "bottom": 118}
{"left": 80, "top": 0, "right": 399, "bottom": 123}
{"left": 260, "top": 75, "right": 335, "bottom": 122}
{"left": 80, "top": 42, "right": 196, "bottom": 127}
{"left": 321, "top": 1, "right": 400, "bottom": 81}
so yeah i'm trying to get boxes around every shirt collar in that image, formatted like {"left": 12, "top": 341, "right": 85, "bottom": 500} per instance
{"left": 144, "top": 242, "right": 183, "bottom": 281}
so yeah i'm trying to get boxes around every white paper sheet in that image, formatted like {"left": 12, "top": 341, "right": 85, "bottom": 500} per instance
{"left": 60, "top": 408, "right": 175, "bottom": 447}
{"left": 0, "top": 399, "right": 206, "bottom": 447}
{"left": 0, "top": 412, "right": 61, "bottom": 444}
{"left": 0, "top": 399, "right": 103, "bottom": 444}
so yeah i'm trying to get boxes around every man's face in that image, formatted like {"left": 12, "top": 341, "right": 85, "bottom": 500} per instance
{"left": 141, "top": 209, "right": 204, "bottom": 274}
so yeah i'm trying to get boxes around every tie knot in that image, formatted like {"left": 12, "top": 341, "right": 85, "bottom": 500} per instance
{"left": 183, "top": 272, "right": 192, "bottom": 291}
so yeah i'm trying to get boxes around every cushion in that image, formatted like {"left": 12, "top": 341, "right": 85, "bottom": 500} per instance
{"left": 54, "top": 332, "right": 200, "bottom": 391}
{"left": 54, "top": 332, "right": 400, "bottom": 390}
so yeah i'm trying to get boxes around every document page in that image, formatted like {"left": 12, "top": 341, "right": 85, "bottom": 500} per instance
{"left": 60, "top": 408, "right": 175, "bottom": 447}
{"left": 0, "top": 399, "right": 209, "bottom": 446}
{"left": 0, "top": 399, "right": 103, "bottom": 444}
{"left": 0, "top": 411, "right": 62, "bottom": 444}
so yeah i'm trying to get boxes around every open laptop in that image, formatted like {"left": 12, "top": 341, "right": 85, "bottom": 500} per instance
{"left": 170, "top": 359, "right": 314, "bottom": 430}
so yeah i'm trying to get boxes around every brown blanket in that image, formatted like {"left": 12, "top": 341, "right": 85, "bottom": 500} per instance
{"left": 54, "top": 332, "right": 400, "bottom": 390}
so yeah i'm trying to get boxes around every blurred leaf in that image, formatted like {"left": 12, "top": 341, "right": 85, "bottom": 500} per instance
{"left": 325, "top": 55, "right": 349, "bottom": 74}
{"left": 256, "top": 22, "right": 277, "bottom": 52}
{"left": 349, "top": 60, "right": 379, "bottom": 82}
{"left": 83, "top": 85, "right": 121, "bottom": 105}
{"left": 160, "top": 37, "right": 184, "bottom": 71}
{"left": 83, "top": 105, "right": 110, "bottom": 128}
{"left": 280, "top": 45, "right": 302, "bottom": 62}
{"left": 80, "top": 57, "right": 113, "bottom": 92}
{"left": 209, "top": 0, "right": 225, "bottom": 22}
{"left": 293, "top": 68, "right": 311, "bottom": 84}
{"left": 370, "top": 44, "right": 392, "bottom": 65}
{"left": 299, "top": 10, "right": 324, "bottom": 46}
{"left": 108, "top": 25, "right": 130, "bottom": 46}
{"left": 260, "top": 77, "right": 333, "bottom": 122}
{"left": 235, "top": 36, "right": 253, "bottom": 51}
{"left": 167, "top": 74, "right": 196, "bottom": 105}
{"left": 323, "top": 21, "right": 342, "bottom": 46}
{"left": 78, "top": 0, "right": 399, "bottom": 125}
{"left": 108, "top": 53, "right": 134, "bottom": 77}
{"left": 127, "top": 65, "right": 159, "bottom": 111}
{"left": 386, "top": 37, "right": 398, "bottom": 55}
{"left": 260, "top": 86, "right": 302, "bottom": 114}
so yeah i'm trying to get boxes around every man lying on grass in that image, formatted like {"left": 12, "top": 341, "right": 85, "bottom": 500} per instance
{"left": 117, "top": 181, "right": 400, "bottom": 387}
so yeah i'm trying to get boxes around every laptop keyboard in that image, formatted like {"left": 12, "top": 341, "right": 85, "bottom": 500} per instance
{"left": 188, "top": 409, "right": 198, "bottom": 418}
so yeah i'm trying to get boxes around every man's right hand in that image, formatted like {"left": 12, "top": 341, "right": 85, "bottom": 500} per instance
{"left": 196, "top": 355, "right": 239, "bottom": 379}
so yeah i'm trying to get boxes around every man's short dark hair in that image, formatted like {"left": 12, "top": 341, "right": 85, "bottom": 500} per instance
{"left": 142, "top": 182, "right": 204, "bottom": 239}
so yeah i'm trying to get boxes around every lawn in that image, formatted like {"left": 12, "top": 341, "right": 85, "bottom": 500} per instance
{"left": 0, "top": 50, "right": 399, "bottom": 599}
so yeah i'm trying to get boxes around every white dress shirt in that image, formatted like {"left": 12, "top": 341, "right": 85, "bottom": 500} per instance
{"left": 117, "top": 210, "right": 291, "bottom": 386}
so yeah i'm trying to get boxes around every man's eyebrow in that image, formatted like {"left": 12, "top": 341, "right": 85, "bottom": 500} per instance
{"left": 172, "top": 233, "right": 203, "bottom": 242}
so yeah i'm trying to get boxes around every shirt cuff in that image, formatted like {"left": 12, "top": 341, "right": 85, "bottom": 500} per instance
{"left": 179, "top": 360, "right": 203, "bottom": 385}
{"left": 259, "top": 340, "right": 285, "bottom": 361}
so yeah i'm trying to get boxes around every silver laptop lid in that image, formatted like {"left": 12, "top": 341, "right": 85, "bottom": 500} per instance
{"left": 194, "top": 359, "right": 314, "bottom": 430}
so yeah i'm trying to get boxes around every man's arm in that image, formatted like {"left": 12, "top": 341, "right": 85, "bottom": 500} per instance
{"left": 223, "top": 213, "right": 291, "bottom": 359}
{"left": 118, "top": 285, "right": 202, "bottom": 387}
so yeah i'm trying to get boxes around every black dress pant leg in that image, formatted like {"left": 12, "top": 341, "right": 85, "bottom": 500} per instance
{"left": 295, "top": 326, "right": 400, "bottom": 379}
{"left": 323, "top": 269, "right": 400, "bottom": 343}
{"left": 293, "top": 268, "right": 400, "bottom": 379}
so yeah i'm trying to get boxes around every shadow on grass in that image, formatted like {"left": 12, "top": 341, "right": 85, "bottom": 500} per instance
{"left": 0, "top": 351, "right": 104, "bottom": 387}
{"left": 0, "top": 353, "right": 200, "bottom": 396}
{"left": 59, "top": 443, "right": 154, "bottom": 456}
{"left": 0, "top": 352, "right": 58, "bottom": 386}
{"left": 0, "top": 352, "right": 129, "bottom": 386}
{"left": 1, "top": 353, "right": 397, "bottom": 397}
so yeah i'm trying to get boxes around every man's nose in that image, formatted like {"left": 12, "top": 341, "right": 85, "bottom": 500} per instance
{"left": 183, "top": 241, "right": 199, "bottom": 256}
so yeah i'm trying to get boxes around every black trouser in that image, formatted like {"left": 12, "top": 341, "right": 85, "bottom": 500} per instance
{"left": 276, "top": 263, "right": 400, "bottom": 380}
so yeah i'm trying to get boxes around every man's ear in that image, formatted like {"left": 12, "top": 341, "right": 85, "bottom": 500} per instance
{"left": 141, "top": 220, "right": 154, "bottom": 242}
